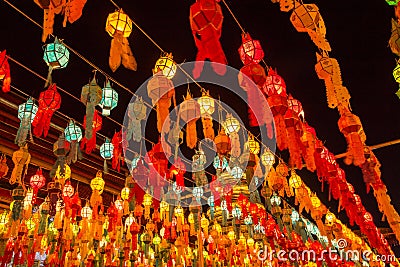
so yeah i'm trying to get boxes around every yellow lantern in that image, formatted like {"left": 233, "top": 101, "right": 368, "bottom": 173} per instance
{"left": 159, "top": 201, "right": 169, "bottom": 219}
{"left": 72, "top": 223, "right": 80, "bottom": 236}
{"left": 121, "top": 187, "right": 130, "bottom": 201}
{"left": 261, "top": 149, "right": 275, "bottom": 167}
{"left": 154, "top": 53, "right": 177, "bottom": 79}
{"left": 310, "top": 196, "right": 321, "bottom": 208}
{"left": 81, "top": 205, "right": 93, "bottom": 219}
{"left": 201, "top": 214, "right": 209, "bottom": 236}
{"left": 90, "top": 171, "right": 105, "bottom": 194}
{"left": 174, "top": 205, "right": 183, "bottom": 217}
{"left": 125, "top": 214, "right": 135, "bottom": 228}
{"left": 245, "top": 134, "right": 260, "bottom": 154}
{"left": 106, "top": 9, "right": 132, "bottom": 38}
{"left": 227, "top": 230, "right": 235, "bottom": 240}
{"left": 198, "top": 92, "right": 215, "bottom": 115}
{"left": 289, "top": 171, "right": 302, "bottom": 189}
{"left": 325, "top": 212, "right": 336, "bottom": 224}
{"left": 24, "top": 189, "right": 33, "bottom": 209}
{"left": 26, "top": 217, "right": 36, "bottom": 231}
{"left": 239, "top": 235, "right": 246, "bottom": 245}
{"left": 222, "top": 114, "right": 240, "bottom": 135}
{"left": 0, "top": 211, "right": 8, "bottom": 226}
{"left": 247, "top": 238, "right": 255, "bottom": 248}
{"left": 55, "top": 164, "right": 71, "bottom": 181}
{"left": 143, "top": 193, "right": 153, "bottom": 219}
{"left": 115, "top": 199, "right": 124, "bottom": 211}
{"left": 153, "top": 234, "right": 161, "bottom": 245}
{"left": 213, "top": 223, "right": 222, "bottom": 234}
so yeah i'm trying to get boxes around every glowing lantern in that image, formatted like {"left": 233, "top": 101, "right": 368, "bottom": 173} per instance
{"left": 0, "top": 211, "right": 8, "bottom": 225}
{"left": 213, "top": 156, "right": 229, "bottom": 170}
{"left": 290, "top": 3, "right": 320, "bottom": 33}
{"left": 247, "top": 238, "right": 255, "bottom": 248}
{"left": 0, "top": 50, "right": 11, "bottom": 93}
{"left": 90, "top": 171, "right": 105, "bottom": 194}
{"left": 55, "top": 164, "right": 71, "bottom": 183}
{"left": 64, "top": 120, "right": 82, "bottom": 142}
{"left": 325, "top": 212, "right": 336, "bottom": 224}
{"left": 174, "top": 205, "right": 184, "bottom": 217}
{"left": 222, "top": 114, "right": 240, "bottom": 135}
{"left": 270, "top": 194, "right": 281, "bottom": 206}
{"left": 245, "top": 134, "right": 260, "bottom": 154}
{"left": 81, "top": 205, "right": 93, "bottom": 219}
{"left": 198, "top": 92, "right": 215, "bottom": 115}
{"left": 100, "top": 139, "right": 114, "bottom": 173}
{"left": 230, "top": 166, "right": 243, "bottom": 179}
{"left": 289, "top": 171, "right": 302, "bottom": 189}
{"left": 287, "top": 94, "right": 305, "bottom": 120}
{"left": 310, "top": 196, "right": 321, "bottom": 208}
{"left": 232, "top": 206, "right": 242, "bottom": 219}
{"left": 263, "top": 69, "right": 286, "bottom": 96}
{"left": 193, "top": 187, "right": 204, "bottom": 202}
{"left": 26, "top": 218, "right": 36, "bottom": 231}
{"left": 179, "top": 92, "right": 201, "bottom": 149}
{"left": 24, "top": 189, "right": 33, "bottom": 209}
{"left": 227, "top": 231, "right": 235, "bottom": 241}
{"left": 214, "top": 129, "right": 231, "bottom": 155}
{"left": 143, "top": 193, "right": 152, "bottom": 219}
{"left": 16, "top": 98, "right": 38, "bottom": 146}
{"left": 238, "top": 33, "right": 264, "bottom": 65}
{"left": 30, "top": 168, "right": 46, "bottom": 204}
{"left": 261, "top": 149, "right": 275, "bottom": 168}
{"left": 154, "top": 53, "right": 177, "bottom": 79}
{"left": 121, "top": 187, "right": 130, "bottom": 201}
{"left": 106, "top": 9, "right": 132, "bottom": 37}
{"left": 115, "top": 199, "right": 124, "bottom": 211}
{"left": 387, "top": 0, "right": 400, "bottom": 5}
{"left": 99, "top": 81, "right": 118, "bottom": 116}
{"left": 291, "top": 210, "right": 300, "bottom": 223}
{"left": 125, "top": 214, "right": 134, "bottom": 227}
{"left": 43, "top": 37, "right": 69, "bottom": 78}
{"left": 62, "top": 180, "right": 74, "bottom": 198}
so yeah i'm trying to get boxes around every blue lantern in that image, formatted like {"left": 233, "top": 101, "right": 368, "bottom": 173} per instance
{"left": 18, "top": 98, "right": 38, "bottom": 122}
{"left": 64, "top": 120, "right": 82, "bottom": 142}
{"left": 100, "top": 139, "right": 114, "bottom": 173}
{"left": 213, "top": 156, "right": 228, "bottom": 170}
{"left": 99, "top": 81, "right": 118, "bottom": 116}
{"left": 43, "top": 38, "right": 69, "bottom": 69}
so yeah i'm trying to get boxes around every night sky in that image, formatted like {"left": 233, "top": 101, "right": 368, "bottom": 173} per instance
{"left": 1, "top": 0, "right": 400, "bottom": 254}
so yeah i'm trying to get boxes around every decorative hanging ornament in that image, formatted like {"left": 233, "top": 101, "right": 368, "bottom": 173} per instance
{"left": 0, "top": 50, "right": 11, "bottom": 93}
{"left": 189, "top": 0, "right": 227, "bottom": 78}
{"left": 154, "top": 53, "right": 177, "bottom": 79}
{"left": 15, "top": 98, "right": 38, "bottom": 147}
{"left": 111, "top": 130, "right": 124, "bottom": 172}
{"left": 43, "top": 38, "right": 69, "bottom": 86}
{"left": 99, "top": 80, "right": 118, "bottom": 116}
{"left": 80, "top": 110, "right": 102, "bottom": 154}
{"left": 100, "top": 138, "right": 114, "bottom": 173}
{"left": 315, "top": 52, "right": 350, "bottom": 109}
{"left": 238, "top": 33, "right": 264, "bottom": 65}
{"left": 337, "top": 105, "right": 366, "bottom": 166}
{"left": 30, "top": 168, "right": 46, "bottom": 204}
{"left": 197, "top": 91, "right": 215, "bottom": 140}
{"left": 214, "top": 128, "right": 231, "bottom": 156}
{"left": 290, "top": 2, "right": 331, "bottom": 51}
{"left": 0, "top": 154, "right": 9, "bottom": 178}
{"left": 10, "top": 145, "right": 31, "bottom": 185}
{"left": 245, "top": 134, "right": 260, "bottom": 155}
{"left": 179, "top": 92, "right": 201, "bottom": 149}
{"left": 32, "top": 84, "right": 61, "bottom": 138}
{"left": 81, "top": 76, "right": 102, "bottom": 140}
{"left": 126, "top": 97, "right": 147, "bottom": 142}
{"left": 389, "top": 18, "right": 400, "bottom": 56}
{"left": 106, "top": 9, "right": 137, "bottom": 72}
{"left": 147, "top": 71, "right": 175, "bottom": 133}
{"left": 222, "top": 114, "right": 241, "bottom": 158}
{"left": 64, "top": 120, "right": 82, "bottom": 164}
{"left": 50, "top": 132, "right": 70, "bottom": 178}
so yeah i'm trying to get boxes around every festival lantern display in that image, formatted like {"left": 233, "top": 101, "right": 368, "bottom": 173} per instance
{"left": 238, "top": 33, "right": 264, "bottom": 65}
{"left": 99, "top": 80, "right": 118, "bottom": 116}
{"left": 32, "top": 84, "right": 61, "bottom": 138}
{"left": 106, "top": 9, "right": 137, "bottom": 72}
{"left": 147, "top": 70, "right": 175, "bottom": 133}
{"left": 189, "top": 0, "right": 227, "bottom": 78}
{"left": 179, "top": 92, "right": 201, "bottom": 149}
{"left": 81, "top": 77, "right": 102, "bottom": 140}
{"left": 0, "top": 50, "right": 11, "bottom": 93}
{"left": 198, "top": 91, "right": 215, "bottom": 140}
{"left": 43, "top": 38, "right": 69, "bottom": 86}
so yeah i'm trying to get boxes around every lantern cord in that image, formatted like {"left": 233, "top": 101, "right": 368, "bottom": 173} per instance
{"left": 220, "top": 0, "right": 246, "bottom": 34}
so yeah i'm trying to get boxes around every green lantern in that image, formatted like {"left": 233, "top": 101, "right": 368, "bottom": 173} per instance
{"left": 393, "top": 63, "right": 400, "bottom": 83}
{"left": 386, "top": 0, "right": 400, "bottom": 5}
{"left": 43, "top": 38, "right": 69, "bottom": 69}
{"left": 99, "top": 81, "right": 118, "bottom": 116}
{"left": 64, "top": 120, "right": 82, "bottom": 142}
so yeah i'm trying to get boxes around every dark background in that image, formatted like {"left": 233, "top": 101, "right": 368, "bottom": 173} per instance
{"left": 1, "top": 0, "right": 400, "bottom": 254}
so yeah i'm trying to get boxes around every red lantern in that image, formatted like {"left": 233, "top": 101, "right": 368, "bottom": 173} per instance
{"left": 189, "top": 0, "right": 227, "bottom": 78}
{"left": 111, "top": 130, "right": 124, "bottom": 172}
{"left": 249, "top": 202, "right": 259, "bottom": 224}
{"left": 30, "top": 168, "right": 46, "bottom": 204}
{"left": 238, "top": 33, "right": 264, "bottom": 65}
{"left": 0, "top": 50, "right": 11, "bottom": 93}
{"left": 80, "top": 110, "right": 102, "bottom": 154}
{"left": 214, "top": 129, "right": 231, "bottom": 155}
{"left": 130, "top": 221, "right": 141, "bottom": 250}
{"left": 170, "top": 158, "right": 186, "bottom": 187}
{"left": 32, "top": 84, "right": 61, "bottom": 137}
{"left": 237, "top": 194, "right": 249, "bottom": 217}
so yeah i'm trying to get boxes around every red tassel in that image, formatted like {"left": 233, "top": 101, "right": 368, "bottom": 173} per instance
{"left": 80, "top": 111, "right": 102, "bottom": 154}
{"left": 112, "top": 130, "right": 123, "bottom": 171}
{"left": 0, "top": 51, "right": 11, "bottom": 93}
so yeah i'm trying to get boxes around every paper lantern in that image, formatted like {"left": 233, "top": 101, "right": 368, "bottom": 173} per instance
{"left": 32, "top": 84, "right": 61, "bottom": 138}
{"left": 386, "top": 0, "right": 400, "bottom": 5}
{"left": 143, "top": 193, "right": 152, "bottom": 219}
{"left": 55, "top": 164, "right": 71, "bottom": 182}
{"left": 179, "top": 92, "right": 201, "bottom": 148}
{"left": 270, "top": 194, "right": 281, "bottom": 206}
{"left": 153, "top": 234, "right": 161, "bottom": 245}
{"left": 310, "top": 196, "right": 321, "bottom": 208}
{"left": 121, "top": 187, "right": 130, "bottom": 201}
{"left": 99, "top": 81, "right": 118, "bottom": 116}
{"left": 393, "top": 63, "right": 400, "bottom": 83}
{"left": 213, "top": 156, "right": 228, "bottom": 170}
{"left": 43, "top": 38, "right": 69, "bottom": 69}
{"left": 289, "top": 171, "right": 302, "bottom": 189}
{"left": 232, "top": 206, "right": 242, "bottom": 219}
{"left": 115, "top": 199, "right": 124, "bottom": 211}
{"left": 193, "top": 187, "right": 204, "bottom": 202}
{"left": 263, "top": 69, "right": 287, "bottom": 96}
{"left": 0, "top": 50, "right": 11, "bottom": 93}
{"left": 287, "top": 94, "right": 305, "bottom": 120}
{"left": 222, "top": 114, "right": 240, "bottom": 135}
{"left": 106, "top": 9, "right": 132, "bottom": 37}
{"left": 30, "top": 168, "right": 46, "bottom": 204}
{"left": 18, "top": 98, "right": 38, "bottom": 123}
{"left": 261, "top": 149, "right": 275, "bottom": 167}
{"left": 154, "top": 53, "right": 177, "bottom": 79}
{"left": 63, "top": 180, "right": 74, "bottom": 198}
{"left": 245, "top": 134, "right": 260, "bottom": 154}
{"left": 198, "top": 92, "right": 215, "bottom": 115}
{"left": 230, "top": 166, "right": 243, "bottom": 179}
{"left": 81, "top": 205, "right": 92, "bottom": 219}
{"left": 100, "top": 139, "right": 114, "bottom": 160}
{"left": 290, "top": 3, "right": 320, "bottom": 33}
{"left": 64, "top": 120, "right": 82, "bottom": 142}
{"left": 325, "top": 212, "right": 336, "bottom": 224}
{"left": 90, "top": 171, "right": 105, "bottom": 194}
{"left": 291, "top": 210, "right": 300, "bottom": 223}
{"left": 238, "top": 33, "right": 264, "bottom": 65}
{"left": 214, "top": 129, "right": 231, "bottom": 155}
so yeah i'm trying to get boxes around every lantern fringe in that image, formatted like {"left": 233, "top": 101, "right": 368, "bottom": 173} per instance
{"left": 186, "top": 120, "right": 197, "bottom": 149}
{"left": 201, "top": 116, "right": 215, "bottom": 140}
{"left": 157, "top": 98, "right": 171, "bottom": 133}
{"left": 15, "top": 117, "right": 33, "bottom": 147}
{"left": 275, "top": 115, "right": 288, "bottom": 151}
{"left": 109, "top": 33, "right": 137, "bottom": 72}
{"left": 42, "top": 8, "right": 55, "bottom": 42}
{"left": 229, "top": 132, "right": 241, "bottom": 158}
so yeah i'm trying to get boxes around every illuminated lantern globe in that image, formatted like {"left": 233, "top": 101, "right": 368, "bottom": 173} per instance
{"left": 245, "top": 134, "right": 260, "bottom": 155}
{"left": 154, "top": 53, "right": 177, "bottom": 79}
{"left": 63, "top": 180, "right": 74, "bottom": 198}
{"left": 198, "top": 91, "right": 215, "bottom": 140}
{"left": 55, "top": 164, "right": 71, "bottom": 184}
{"left": 261, "top": 149, "right": 275, "bottom": 170}
{"left": 106, "top": 9, "right": 132, "bottom": 37}
{"left": 18, "top": 98, "right": 38, "bottom": 123}
{"left": 289, "top": 171, "right": 302, "bottom": 190}
{"left": 43, "top": 37, "right": 70, "bottom": 69}
{"left": 222, "top": 114, "right": 240, "bottom": 135}
{"left": 90, "top": 171, "right": 105, "bottom": 195}
{"left": 64, "top": 120, "right": 82, "bottom": 142}
{"left": 238, "top": 33, "right": 264, "bottom": 65}
{"left": 100, "top": 139, "right": 114, "bottom": 173}
{"left": 99, "top": 81, "right": 118, "bottom": 116}
{"left": 30, "top": 168, "right": 46, "bottom": 204}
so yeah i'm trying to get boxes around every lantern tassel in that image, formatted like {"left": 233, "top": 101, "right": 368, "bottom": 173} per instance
{"left": 15, "top": 117, "right": 31, "bottom": 147}
{"left": 109, "top": 33, "right": 137, "bottom": 72}
{"left": 201, "top": 115, "right": 214, "bottom": 140}
{"left": 157, "top": 98, "right": 171, "bottom": 133}
{"left": 186, "top": 120, "right": 197, "bottom": 149}
{"left": 104, "top": 159, "right": 108, "bottom": 174}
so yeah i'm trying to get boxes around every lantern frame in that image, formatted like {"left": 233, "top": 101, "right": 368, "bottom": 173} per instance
{"left": 153, "top": 53, "right": 177, "bottom": 79}
{"left": 106, "top": 9, "right": 133, "bottom": 38}
{"left": 18, "top": 98, "right": 38, "bottom": 123}
{"left": 64, "top": 120, "right": 82, "bottom": 142}
{"left": 99, "top": 81, "right": 118, "bottom": 116}
{"left": 43, "top": 38, "right": 70, "bottom": 69}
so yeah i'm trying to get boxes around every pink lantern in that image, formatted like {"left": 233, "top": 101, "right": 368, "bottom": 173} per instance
{"left": 30, "top": 168, "right": 46, "bottom": 204}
